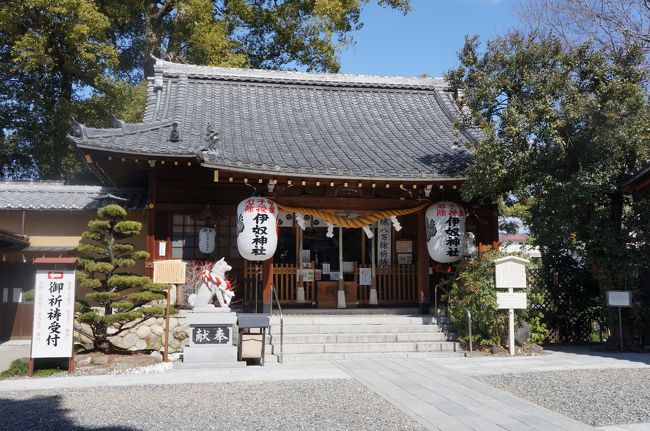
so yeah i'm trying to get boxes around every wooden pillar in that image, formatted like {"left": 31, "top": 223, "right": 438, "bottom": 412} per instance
{"left": 361, "top": 230, "right": 366, "bottom": 265}
{"left": 145, "top": 167, "right": 157, "bottom": 278}
{"left": 477, "top": 205, "right": 500, "bottom": 253}
{"left": 417, "top": 208, "right": 430, "bottom": 314}
{"left": 337, "top": 227, "right": 346, "bottom": 308}
{"left": 370, "top": 224, "right": 378, "bottom": 305}
{"left": 262, "top": 258, "right": 273, "bottom": 313}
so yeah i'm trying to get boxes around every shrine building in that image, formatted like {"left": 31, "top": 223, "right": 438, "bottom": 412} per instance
{"left": 0, "top": 57, "right": 498, "bottom": 338}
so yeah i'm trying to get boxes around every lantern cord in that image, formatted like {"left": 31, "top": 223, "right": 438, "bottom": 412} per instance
{"left": 276, "top": 202, "right": 429, "bottom": 229}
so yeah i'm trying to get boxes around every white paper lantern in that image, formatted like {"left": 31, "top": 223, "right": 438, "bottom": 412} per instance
{"left": 236, "top": 197, "right": 278, "bottom": 261}
{"left": 198, "top": 227, "right": 216, "bottom": 254}
{"left": 425, "top": 201, "right": 466, "bottom": 263}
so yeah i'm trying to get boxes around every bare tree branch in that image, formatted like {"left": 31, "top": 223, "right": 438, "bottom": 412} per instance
{"left": 517, "top": 0, "right": 650, "bottom": 67}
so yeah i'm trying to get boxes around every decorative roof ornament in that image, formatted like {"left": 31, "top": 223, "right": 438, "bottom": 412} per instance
{"left": 69, "top": 117, "right": 87, "bottom": 139}
{"left": 203, "top": 123, "right": 219, "bottom": 153}
{"left": 169, "top": 122, "right": 181, "bottom": 142}
{"left": 111, "top": 116, "right": 127, "bottom": 131}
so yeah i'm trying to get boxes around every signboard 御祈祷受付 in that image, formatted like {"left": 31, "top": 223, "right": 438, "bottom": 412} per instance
{"left": 32, "top": 270, "right": 76, "bottom": 358}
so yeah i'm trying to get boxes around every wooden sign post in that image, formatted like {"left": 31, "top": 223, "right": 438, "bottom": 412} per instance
{"left": 153, "top": 260, "right": 187, "bottom": 362}
{"left": 30, "top": 257, "right": 78, "bottom": 376}
{"left": 606, "top": 290, "right": 632, "bottom": 352}
{"left": 495, "top": 256, "right": 529, "bottom": 356}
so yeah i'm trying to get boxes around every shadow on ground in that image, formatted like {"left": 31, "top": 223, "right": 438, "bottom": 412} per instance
{"left": 544, "top": 344, "right": 650, "bottom": 366}
{"left": 0, "top": 395, "right": 139, "bottom": 430}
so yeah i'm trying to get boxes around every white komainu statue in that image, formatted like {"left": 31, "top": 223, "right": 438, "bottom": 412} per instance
{"left": 188, "top": 258, "right": 234, "bottom": 309}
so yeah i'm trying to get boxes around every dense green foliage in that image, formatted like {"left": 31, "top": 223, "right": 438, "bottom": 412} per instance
{"left": 447, "top": 33, "right": 650, "bottom": 341}
{"left": 446, "top": 251, "right": 548, "bottom": 348}
{"left": 1, "top": 0, "right": 410, "bottom": 180}
{"left": 77, "top": 204, "right": 165, "bottom": 352}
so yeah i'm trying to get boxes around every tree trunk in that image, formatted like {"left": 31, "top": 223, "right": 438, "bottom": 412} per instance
{"left": 143, "top": 2, "right": 164, "bottom": 78}
{"left": 94, "top": 327, "right": 110, "bottom": 353}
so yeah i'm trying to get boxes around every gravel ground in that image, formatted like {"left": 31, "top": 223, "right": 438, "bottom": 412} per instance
{"left": 0, "top": 379, "right": 424, "bottom": 431}
{"left": 479, "top": 368, "right": 650, "bottom": 426}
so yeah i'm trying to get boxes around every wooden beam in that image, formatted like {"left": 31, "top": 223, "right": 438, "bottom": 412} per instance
{"left": 274, "top": 196, "right": 423, "bottom": 211}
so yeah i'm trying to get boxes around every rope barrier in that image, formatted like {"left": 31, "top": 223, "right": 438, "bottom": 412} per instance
{"left": 276, "top": 202, "right": 429, "bottom": 229}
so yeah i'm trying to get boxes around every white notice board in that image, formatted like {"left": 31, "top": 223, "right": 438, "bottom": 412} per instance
{"left": 494, "top": 256, "right": 529, "bottom": 289}
{"left": 32, "top": 270, "right": 76, "bottom": 358}
{"left": 359, "top": 268, "right": 372, "bottom": 286}
{"left": 496, "top": 292, "right": 527, "bottom": 309}
{"left": 607, "top": 291, "right": 632, "bottom": 307}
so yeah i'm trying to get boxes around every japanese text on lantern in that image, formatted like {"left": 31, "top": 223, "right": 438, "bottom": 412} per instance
{"left": 32, "top": 270, "right": 75, "bottom": 358}
{"left": 438, "top": 203, "right": 465, "bottom": 258}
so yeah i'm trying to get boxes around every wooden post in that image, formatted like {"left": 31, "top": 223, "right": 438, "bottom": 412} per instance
{"left": 295, "top": 224, "right": 306, "bottom": 303}
{"left": 361, "top": 229, "right": 366, "bottom": 266}
{"left": 370, "top": 225, "right": 378, "bottom": 305}
{"left": 262, "top": 258, "right": 273, "bottom": 313}
{"left": 417, "top": 209, "right": 430, "bottom": 314}
{"left": 337, "top": 227, "right": 346, "bottom": 308}
{"left": 163, "top": 284, "right": 172, "bottom": 362}
{"left": 146, "top": 167, "right": 157, "bottom": 278}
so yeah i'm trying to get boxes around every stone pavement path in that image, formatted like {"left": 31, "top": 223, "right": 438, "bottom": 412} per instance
{"left": 336, "top": 357, "right": 594, "bottom": 431}
{"left": 0, "top": 340, "right": 29, "bottom": 372}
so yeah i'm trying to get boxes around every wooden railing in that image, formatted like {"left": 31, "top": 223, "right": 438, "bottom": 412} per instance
{"left": 244, "top": 262, "right": 417, "bottom": 306}
{"left": 244, "top": 262, "right": 315, "bottom": 304}
{"left": 357, "top": 264, "right": 418, "bottom": 304}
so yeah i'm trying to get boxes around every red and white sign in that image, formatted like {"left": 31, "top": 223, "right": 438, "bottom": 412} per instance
{"left": 32, "top": 270, "right": 76, "bottom": 358}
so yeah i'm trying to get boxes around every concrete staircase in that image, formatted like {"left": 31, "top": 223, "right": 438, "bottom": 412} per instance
{"left": 265, "top": 310, "right": 464, "bottom": 362}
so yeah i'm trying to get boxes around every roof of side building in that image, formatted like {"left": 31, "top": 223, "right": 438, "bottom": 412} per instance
{"left": 0, "top": 182, "right": 147, "bottom": 210}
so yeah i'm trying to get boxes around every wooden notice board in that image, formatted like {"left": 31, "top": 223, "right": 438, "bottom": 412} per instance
{"left": 152, "top": 260, "right": 187, "bottom": 285}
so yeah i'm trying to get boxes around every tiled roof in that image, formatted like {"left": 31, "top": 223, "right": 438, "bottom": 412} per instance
{"left": 69, "top": 58, "right": 478, "bottom": 180}
{"left": 0, "top": 182, "right": 147, "bottom": 210}
{"left": 622, "top": 160, "right": 650, "bottom": 193}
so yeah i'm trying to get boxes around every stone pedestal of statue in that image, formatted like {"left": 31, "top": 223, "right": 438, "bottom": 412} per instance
{"left": 180, "top": 308, "right": 243, "bottom": 367}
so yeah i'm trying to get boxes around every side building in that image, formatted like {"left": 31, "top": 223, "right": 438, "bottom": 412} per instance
{"left": 0, "top": 182, "right": 147, "bottom": 340}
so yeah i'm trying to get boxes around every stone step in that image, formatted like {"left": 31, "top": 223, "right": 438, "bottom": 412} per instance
{"left": 269, "top": 315, "right": 447, "bottom": 326}
{"left": 265, "top": 350, "right": 466, "bottom": 362}
{"left": 267, "top": 332, "right": 450, "bottom": 345}
{"left": 272, "top": 341, "right": 458, "bottom": 355}
{"left": 268, "top": 323, "right": 452, "bottom": 335}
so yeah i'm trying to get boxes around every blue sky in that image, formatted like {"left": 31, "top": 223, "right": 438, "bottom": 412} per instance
{"left": 340, "top": 0, "right": 523, "bottom": 77}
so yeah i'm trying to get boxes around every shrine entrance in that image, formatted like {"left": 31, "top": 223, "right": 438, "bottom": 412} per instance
{"left": 245, "top": 212, "right": 422, "bottom": 309}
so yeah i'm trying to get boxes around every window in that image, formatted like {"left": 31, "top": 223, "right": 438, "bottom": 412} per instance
{"left": 171, "top": 213, "right": 238, "bottom": 259}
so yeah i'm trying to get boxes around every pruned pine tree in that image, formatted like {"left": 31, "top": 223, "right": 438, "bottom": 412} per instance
{"left": 77, "top": 204, "right": 165, "bottom": 352}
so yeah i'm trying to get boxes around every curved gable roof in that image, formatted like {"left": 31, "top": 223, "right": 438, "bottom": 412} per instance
{"left": 69, "top": 58, "right": 476, "bottom": 181}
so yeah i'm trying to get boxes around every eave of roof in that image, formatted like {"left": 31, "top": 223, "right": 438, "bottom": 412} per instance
{"left": 621, "top": 162, "right": 650, "bottom": 193}
{"left": 0, "top": 229, "right": 29, "bottom": 251}
{"left": 0, "top": 182, "right": 148, "bottom": 211}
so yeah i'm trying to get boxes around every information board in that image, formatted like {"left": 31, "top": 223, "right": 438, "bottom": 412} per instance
{"left": 32, "top": 270, "right": 76, "bottom": 358}
{"left": 607, "top": 291, "right": 632, "bottom": 307}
